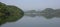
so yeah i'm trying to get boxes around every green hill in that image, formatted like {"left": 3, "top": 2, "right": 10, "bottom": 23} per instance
{"left": 0, "top": 2, "right": 24, "bottom": 25}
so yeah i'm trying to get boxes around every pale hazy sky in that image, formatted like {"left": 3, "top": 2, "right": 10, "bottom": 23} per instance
{"left": 0, "top": 0, "right": 60, "bottom": 10}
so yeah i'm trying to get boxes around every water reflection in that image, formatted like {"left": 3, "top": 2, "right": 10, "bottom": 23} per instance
{"left": 0, "top": 2, "right": 24, "bottom": 26}
{"left": 1, "top": 14, "right": 60, "bottom": 27}
{"left": 24, "top": 13, "right": 60, "bottom": 19}
{"left": 24, "top": 8, "right": 60, "bottom": 19}
{"left": 1, "top": 13, "right": 60, "bottom": 27}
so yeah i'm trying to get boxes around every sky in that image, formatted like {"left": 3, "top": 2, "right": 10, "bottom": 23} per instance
{"left": 0, "top": 0, "right": 60, "bottom": 10}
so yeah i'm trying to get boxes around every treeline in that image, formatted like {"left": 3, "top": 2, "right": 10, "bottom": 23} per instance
{"left": 40, "top": 8, "right": 60, "bottom": 18}
{"left": 0, "top": 2, "right": 24, "bottom": 25}
{"left": 24, "top": 8, "right": 60, "bottom": 19}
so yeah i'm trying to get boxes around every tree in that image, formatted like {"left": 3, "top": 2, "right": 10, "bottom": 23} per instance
{"left": 0, "top": 2, "right": 24, "bottom": 25}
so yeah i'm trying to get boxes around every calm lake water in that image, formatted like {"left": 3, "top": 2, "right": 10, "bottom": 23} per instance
{"left": 1, "top": 15, "right": 60, "bottom": 27}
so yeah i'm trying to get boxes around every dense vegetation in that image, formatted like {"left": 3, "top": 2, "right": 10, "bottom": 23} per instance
{"left": 0, "top": 2, "right": 24, "bottom": 25}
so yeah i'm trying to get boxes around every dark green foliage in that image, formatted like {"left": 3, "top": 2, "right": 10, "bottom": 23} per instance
{"left": 0, "top": 2, "right": 24, "bottom": 25}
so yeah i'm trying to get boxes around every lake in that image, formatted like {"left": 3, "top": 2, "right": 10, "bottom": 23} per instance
{"left": 1, "top": 15, "right": 60, "bottom": 27}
